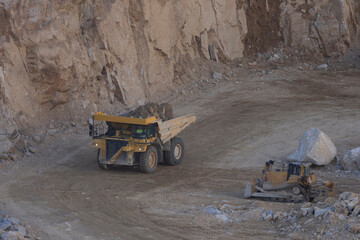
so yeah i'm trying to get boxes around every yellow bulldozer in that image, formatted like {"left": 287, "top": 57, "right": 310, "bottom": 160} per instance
{"left": 89, "top": 112, "right": 196, "bottom": 173}
{"left": 244, "top": 160, "right": 334, "bottom": 202}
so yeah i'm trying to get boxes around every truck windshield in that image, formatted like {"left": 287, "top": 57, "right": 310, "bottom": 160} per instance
{"left": 131, "top": 125, "right": 155, "bottom": 139}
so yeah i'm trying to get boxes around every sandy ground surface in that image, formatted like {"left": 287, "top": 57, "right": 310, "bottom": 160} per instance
{"left": 1, "top": 67, "right": 360, "bottom": 239}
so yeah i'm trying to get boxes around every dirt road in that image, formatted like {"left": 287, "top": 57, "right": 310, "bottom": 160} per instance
{"left": 1, "top": 67, "right": 360, "bottom": 239}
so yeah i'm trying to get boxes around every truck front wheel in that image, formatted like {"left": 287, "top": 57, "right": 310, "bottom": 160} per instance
{"left": 139, "top": 146, "right": 158, "bottom": 173}
{"left": 164, "top": 137, "right": 184, "bottom": 166}
{"left": 97, "top": 149, "right": 112, "bottom": 170}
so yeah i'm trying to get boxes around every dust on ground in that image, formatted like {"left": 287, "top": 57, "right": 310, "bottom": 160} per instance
{"left": 0, "top": 66, "right": 360, "bottom": 239}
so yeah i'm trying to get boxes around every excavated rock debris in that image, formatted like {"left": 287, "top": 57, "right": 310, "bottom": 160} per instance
{"left": 0, "top": 213, "right": 36, "bottom": 240}
{"left": 125, "top": 103, "right": 173, "bottom": 121}
{"left": 200, "top": 191, "right": 360, "bottom": 239}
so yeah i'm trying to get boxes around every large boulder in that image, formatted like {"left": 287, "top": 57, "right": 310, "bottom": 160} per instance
{"left": 288, "top": 128, "right": 337, "bottom": 166}
{"left": 341, "top": 147, "right": 360, "bottom": 171}
{"left": 0, "top": 135, "right": 13, "bottom": 154}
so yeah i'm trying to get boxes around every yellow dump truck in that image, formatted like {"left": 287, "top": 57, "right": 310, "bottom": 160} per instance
{"left": 89, "top": 112, "right": 196, "bottom": 173}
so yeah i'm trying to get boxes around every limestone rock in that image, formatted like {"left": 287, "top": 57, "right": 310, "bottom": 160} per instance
{"left": 0, "top": 153, "right": 10, "bottom": 161}
{"left": 325, "top": 211, "right": 338, "bottom": 225}
{"left": 348, "top": 197, "right": 359, "bottom": 210}
{"left": 340, "top": 192, "right": 359, "bottom": 201}
{"left": 340, "top": 192, "right": 353, "bottom": 201}
{"left": 324, "top": 197, "right": 336, "bottom": 206}
{"left": 0, "top": 221, "right": 11, "bottom": 231}
{"left": 202, "top": 206, "right": 221, "bottom": 215}
{"left": 349, "top": 222, "right": 360, "bottom": 234}
{"left": 0, "top": 231, "right": 24, "bottom": 240}
{"left": 239, "top": 209, "right": 263, "bottom": 221}
{"left": 273, "top": 211, "right": 284, "bottom": 221}
{"left": 301, "top": 208, "right": 311, "bottom": 217}
{"left": 288, "top": 128, "right": 337, "bottom": 165}
{"left": 0, "top": 135, "right": 13, "bottom": 154}
{"left": 7, "top": 218, "right": 20, "bottom": 226}
{"left": 334, "top": 202, "right": 349, "bottom": 216}
{"left": 304, "top": 218, "right": 314, "bottom": 225}
{"left": 9, "top": 225, "right": 26, "bottom": 237}
{"left": 264, "top": 213, "right": 273, "bottom": 221}
{"left": 352, "top": 205, "right": 360, "bottom": 217}
{"left": 215, "top": 213, "right": 229, "bottom": 222}
{"left": 316, "top": 64, "right": 328, "bottom": 70}
{"left": 337, "top": 214, "right": 346, "bottom": 221}
{"left": 342, "top": 147, "right": 360, "bottom": 171}
{"left": 314, "top": 207, "right": 330, "bottom": 218}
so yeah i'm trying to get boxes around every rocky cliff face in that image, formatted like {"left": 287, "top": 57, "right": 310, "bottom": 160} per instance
{"left": 0, "top": 0, "right": 359, "bottom": 157}
{"left": 280, "top": 0, "right": 360, "bottom": 58}
{"left": 0, "top": 0, "right": 249, "bottom": 126}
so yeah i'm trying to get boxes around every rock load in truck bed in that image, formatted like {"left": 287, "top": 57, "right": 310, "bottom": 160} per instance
{"left": 125, "top": 102, "right": 174, "bottom": 120}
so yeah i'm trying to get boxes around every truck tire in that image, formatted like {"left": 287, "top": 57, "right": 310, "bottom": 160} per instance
{"left": 139, "top": 146, "right": 158, "bottom": 173}
{"left": 164, "top": 137, "right": 184, "bottom": 166}
{"left": 97, "top": 149, "right": 112, "bottom": 170}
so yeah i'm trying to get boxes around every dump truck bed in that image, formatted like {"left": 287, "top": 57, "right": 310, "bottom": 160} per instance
{"left": 156, "top": 114, "right": 196, "bottom": 143}
{"left": 93, "top": 113, "right": 157, "bottom": 125}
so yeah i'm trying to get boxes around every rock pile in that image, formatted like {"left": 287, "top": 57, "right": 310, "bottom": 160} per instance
{"left": 202, "top": 191, "right": 360, "bottom": 238}
{"left": 257, "top": 192, "right": 360, "bottom": 237}
{"left": 0, "top": 214, "right": 35, "bottom": 240}
{"left": 125, "top": 102, "right": 173, "bottom": 121}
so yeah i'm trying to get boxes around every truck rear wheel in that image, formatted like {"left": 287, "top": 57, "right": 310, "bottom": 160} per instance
{"left": 164, "top": 137, "right": 184, "bottom": 166}
{"left": 97, "top": 149, "right": 112, "bottom": 170}
{"left": 139, "top": 146, "right": 158, "bottom": 173}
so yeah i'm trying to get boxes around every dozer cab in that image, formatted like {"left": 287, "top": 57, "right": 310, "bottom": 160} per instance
{"left": 244, "top": 160, "right": 334, "bottom": 202}
{"left": 89, "top": 112, "right": 196, "bottom": 173}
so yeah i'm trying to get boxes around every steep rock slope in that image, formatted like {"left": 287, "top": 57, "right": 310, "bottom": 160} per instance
{"left": 0, "top": 0, "right": 247, "bottom": 125}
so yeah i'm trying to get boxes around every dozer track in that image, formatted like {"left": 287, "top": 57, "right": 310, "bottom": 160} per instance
{"left": 244, "top": 182, "right": 306, "bottom": 203}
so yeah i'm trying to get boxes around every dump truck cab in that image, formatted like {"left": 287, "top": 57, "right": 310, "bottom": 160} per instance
{"left": 90, "top": 112, "right": 196, "bottom": 173}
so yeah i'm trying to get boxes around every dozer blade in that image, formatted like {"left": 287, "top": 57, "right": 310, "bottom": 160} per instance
{"left": 244, "top": 182, "right": 254, "bottom": 198}
{"left": 311, "top": 181, "right": 335, "bottom": 198}
{"left": 244, "top": 179, "right": 257, "bottom": 198}
{"left": 324, "top": 181, "right": 335, "bottom": 195}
